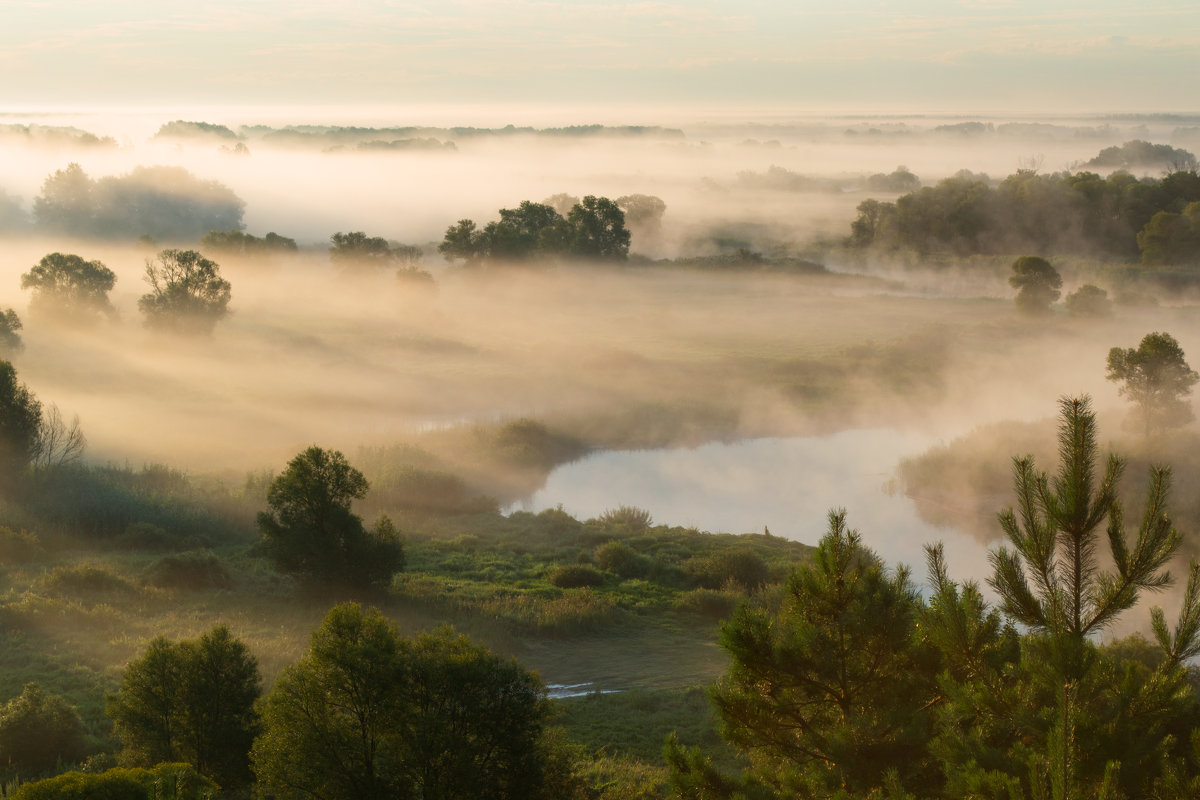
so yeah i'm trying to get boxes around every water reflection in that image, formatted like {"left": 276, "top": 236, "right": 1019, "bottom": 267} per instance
{"left": 514, "top": 429, "right": 999, "bottom": 584}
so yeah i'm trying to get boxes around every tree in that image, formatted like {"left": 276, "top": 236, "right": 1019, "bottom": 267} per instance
{"left": 253, "top": 604, "right": 551, "bottom": 800}
{"left": 565, "top": 195, "right": 630, "bottom": 259}
{"left": 32, "top": 403, "right": 86, "bottom": 470}
{"left": 437, "top": 218, "right": 485, "bottom": 265}
{"left": 138, "top": 249, "right": 232, "bottom": 335}
{"left": 703, "top": 510, "right": 936, "bottom": 797}
{"left": 21, "top": 252, "right": 117, "bottom": 324}
{"left": 0, "top": 360, "right": 42, "bottom": 476}
{"left": 483, "top": 202, "right": 566, "bottom": 261}
{"left": 32, "top": 163, "right": 93, "bottom": 234}
{"left": 257, "top": 446, "right": 404, "bottom": 586}
{"left": 985, "top": 395, "right": 1197, "bottom": 799}
{"left": 1064, "top": 284, "right": 1113, "bottom": 318}
{"left": 616, "top": 194, "right": 667, "bottom": 247}
{"left": 1009, "top": 255, "right": 1062, "bottom": 314}
{"left": 108, "top": 626, "right": 261, "bottom": 788}
{"left": 1137, "top": 201, "right": 1200, "bottom": 266}
{"left": 0, "top": 683, "right": 87, "bottom": 777}
{"left": 1106, "top": 331, "right": 1200, "bottom": 434}
{"left": 0, "top": 309, "right": 22, "bottom": 355}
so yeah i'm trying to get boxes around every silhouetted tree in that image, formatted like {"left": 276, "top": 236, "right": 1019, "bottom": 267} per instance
{"left": 0, "top": 360, "right": 42, "bottom": 476}
{"left": 1107, "top": 332, "right": 1200, "bottom": 434}
{"left": 253, "top": 604, "right": 551, "bottom": 800}
{"left": 138, "top": 249, "right": 231, "bottom": 335}
{"left": 0, "top": 309, "right": 22, "bottom": 354}
{"left": 0, "top": 683, "right": 87, "bottom": 777}
{"left": 565, "top": 195, "right": 630, "bottom": 259}
{"left": 21, "top": 252, "right": 117, "bottom": 323}
{"left": 108, "top": 626, "right": 261, "bottom": 788}
{"left": 257, "top": 446, "right": 404, "bottom": 587}
{"left": 1009, "top": 255, "right": 1062, "bottom": 314}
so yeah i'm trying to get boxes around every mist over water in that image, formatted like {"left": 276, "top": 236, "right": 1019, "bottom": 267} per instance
{"left": 513, "top": 428, "right": 997, "bottom": 584}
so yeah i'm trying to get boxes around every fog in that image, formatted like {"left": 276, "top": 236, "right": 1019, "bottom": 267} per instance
{"left": 2, "top": 107, "right": 1199, "bottom": 580}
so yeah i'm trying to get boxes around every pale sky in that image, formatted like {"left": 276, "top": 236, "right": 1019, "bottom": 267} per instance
{"left": 1, "top": 0, "right": 1198, "bottom": 114}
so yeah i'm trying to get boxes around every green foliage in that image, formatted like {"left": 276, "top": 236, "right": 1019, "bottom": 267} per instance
{"left": 253, "top": 603, "right": 552, "bottom": 800}
{"left": 1009, "top": 256, "right": 1062, "bottom": 314}
{"left": 0, "top": 309, "right": 23, "bottom": 355}
{"left": 0, "top": 526, "right": 42, "bottom": 563}
{"left": 685, "top": 549, "right": 769, "bottom": 593}
{"left": 550, "top": 564, "right": 607, "bottom": 588}
{"left": 0, "top": 360, "right": 42, "bottom": 476}
{"left": 438, "top": 196, "right": 629, "bottom": 265}
{"left": 567, "top": 195, "right": 631, "bottom": 259}
{"left": 9, "top": 763, "right": 217, "bottom": 800}
{"left": 1106, "top": 332, "right": 1200, "bottom": 434}
{"left": 1137, "top": 201, "right": 1200, "bottom": 266}
{"left": 143, "top": 552, "right": 232, "bottom": 591}
{"left": 0, "top": 682, "right": 87, "bottom": 777}
{"left": 108, "top": 626, "right": 261, "bottom": 787}
{"left": 708, "top": 510, "right": 935, "bottom": 797}
{"left": 34, "top": 163, "right": 244, "bottom": 241}
{"left": 137, "top": 250, "right": 232, "bottom": 335}
{"left": 257, "top": 446, "right": 405, "bottom": 586}
{"left": 597, "top": 506, "right": 654, "bottom": 533}
{"left": 21, "top": 252, "right": 117, "bottom": 323}
{"left": 848, "top": 160, "right": 1200, "bottom": 259}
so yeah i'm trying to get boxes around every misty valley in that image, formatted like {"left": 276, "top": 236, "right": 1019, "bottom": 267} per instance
{"left": 3, "top": 110, "right": 1200, "bottom": 798}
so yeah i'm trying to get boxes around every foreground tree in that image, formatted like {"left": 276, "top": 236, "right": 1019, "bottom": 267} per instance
{"left": 257, "top": 446, "right": 404, "bottom": 587}
{"left": 138, "top": 249, "right": 231, "bottom": 334}
{"left": 1009, "top": 255, "right": 1062, "bottom": 314}
{"left": 108, "top": 626, "right": 261, "bottom": 788}
{"left": 0, "top": 683, "right": 87, "bottom": 777}
{"left": 0, "top": 360, "right": 42, "bottom": 476}
{"left": 681, "top": 510, "right": 936, "bottom": 798}
{"left": 1107, "top": 332, "right": 1200, "bottom": 435}
{"left": 21, "top": 252, "right": 117, "bottom": 324}
{"left": 253, "top": 604, "right": 551, "bottom": 800}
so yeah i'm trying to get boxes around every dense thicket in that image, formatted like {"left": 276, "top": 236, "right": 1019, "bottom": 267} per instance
{"left": 438, "top": 196, "right": 630, "bottom": 265}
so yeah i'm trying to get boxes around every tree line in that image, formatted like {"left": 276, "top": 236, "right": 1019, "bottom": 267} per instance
{"left": 849, "top": 159, "right": 1200, "bottom": 265}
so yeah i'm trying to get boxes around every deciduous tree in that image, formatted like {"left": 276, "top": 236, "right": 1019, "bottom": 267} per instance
{"left": 1106, "top": 331, "right": 1199, "bottom": 434}
{"left": 21, "top": 252, "right": 117, "bottom": 323}
{"left": 138, "top": 249, "right": 231, "bottom": 335}
{"left": 257, "top": 446, "right": 404, "bottom": 587}
{"left": 1009, "top": 255, "right": 1062, "bottom": 314}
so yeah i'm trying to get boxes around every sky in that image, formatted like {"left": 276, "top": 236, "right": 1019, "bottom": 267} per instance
{"left": 0, "top": 1, "right": 1197, "bottom": 116}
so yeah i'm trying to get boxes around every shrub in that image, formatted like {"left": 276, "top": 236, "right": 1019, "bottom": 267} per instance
{"left": 0, "top": 683, "right": 88, "bottom": 777}
{"left": 0, "top": 526, "right": 43, "bottom": 563}
{"left": 675, "top": 587, "right": 741, "bottom": 619}
{"left": 596, "top": 506, "right": 653, "bottom": 532}
{"left": 144, "top": 551, "right": 232, "bottom": 591}
{"left": 39, "top": 565, "right": 137, "bottom": 600}
{"left": 685, "top": 549, "right": 770, "bottom": 592}
{"left": 10, "top": 763, "right": 217, "bottom": 800}
{"left": 549, "top": 564, "right": 606, "bottom": 589}
{"left": 593, "top": 540, "right": 652, "bottom": 579}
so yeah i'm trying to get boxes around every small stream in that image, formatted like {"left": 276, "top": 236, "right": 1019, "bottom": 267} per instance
{"left": 511, "top": 428, "right": 995, "bottom": 584}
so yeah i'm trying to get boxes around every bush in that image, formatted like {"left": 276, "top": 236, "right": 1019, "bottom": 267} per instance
{"left": 686, "top": 549, "right": 770, "bottom": 592}
{"left": 39, "top": 565, "right": 137, "bottom": 600}
{"left": 0, "top": 683, "right": 88, "bottom": 777}
{"left": 0, "top": 526, "right": 43, "bottom": 563}
{"left": 593, "top": 540, "right": 652, "bottom": 579}
{"left": 596, "top": 506, "right": 653, "bottom": 532}
{"left": 10, "top": 763, "right": 217, "bottom": 800}
{"left": 144, "top": 551, "right": 232, "bottom": 591}
{"left": 675, "top": 587, "right": 741, "bottom": 619}
{"left": 549, "top": 564, "right": 606, "bottom": 589}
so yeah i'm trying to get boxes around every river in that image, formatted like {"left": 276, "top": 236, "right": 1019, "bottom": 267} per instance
{"left": 512, "top": 428, "right": 998, "bottom": 585}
